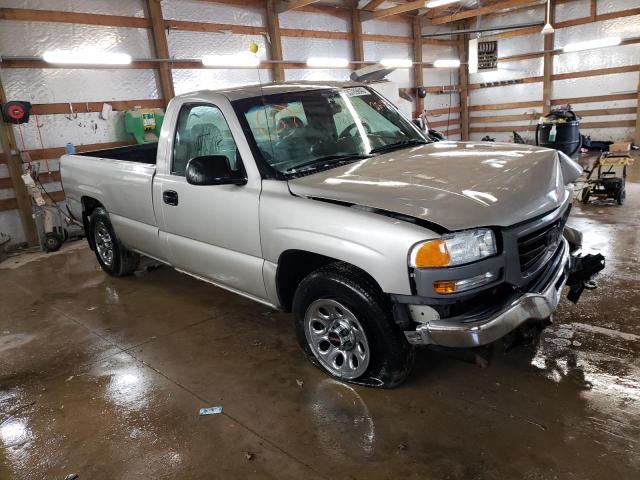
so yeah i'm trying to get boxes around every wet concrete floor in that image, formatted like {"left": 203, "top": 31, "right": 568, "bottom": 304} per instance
{"left": 1, "top": 158, "right": 639, "bottom": 479}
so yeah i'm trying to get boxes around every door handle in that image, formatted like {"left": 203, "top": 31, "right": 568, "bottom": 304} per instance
{"left": 163, "top": 190, "right": 178, "bottom": 206}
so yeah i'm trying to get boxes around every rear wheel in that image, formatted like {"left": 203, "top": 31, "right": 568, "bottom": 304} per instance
{"left": 616, "top": 188, "right": 625, "bottom": 205}
{"left": 293, "top": 262, "right": 414, "bottom": 388}
{"left": 89, "top": 207, "right": 139, "bottom": 276}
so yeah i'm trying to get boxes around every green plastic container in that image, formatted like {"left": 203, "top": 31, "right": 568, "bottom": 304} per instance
{"left": 125, "top": 108, "right": 164, "bottom": 144}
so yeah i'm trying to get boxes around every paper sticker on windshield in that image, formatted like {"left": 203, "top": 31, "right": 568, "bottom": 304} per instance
{"left": 344, "top": 87, "right": 369, "bottom": 97}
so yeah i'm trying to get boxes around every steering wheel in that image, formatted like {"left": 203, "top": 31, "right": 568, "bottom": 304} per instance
{"left": 338, "top": 122, "right": 372, "bottom": 140}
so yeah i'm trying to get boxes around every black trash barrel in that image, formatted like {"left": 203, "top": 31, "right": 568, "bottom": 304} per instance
{"left": 536, "top": 120, "right": 581, "bottom": 158}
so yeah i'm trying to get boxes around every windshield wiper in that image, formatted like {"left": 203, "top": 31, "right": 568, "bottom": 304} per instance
{"left": 369, "top": 139, "right": 429, "bottom": 154}
{"left": 286, "top": 153, "right": 371, "bottom": 173}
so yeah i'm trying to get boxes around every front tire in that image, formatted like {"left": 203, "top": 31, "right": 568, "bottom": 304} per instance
{"left": 89, "top": 207, "right": 139, "bottom": 276}
{"left": 292, "top": 262, "right": 414, "bottom": 388}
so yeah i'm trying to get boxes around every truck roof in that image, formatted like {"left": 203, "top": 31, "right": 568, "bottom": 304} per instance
{"left": 180, "top": 81, "right": 366, "bottom": 102}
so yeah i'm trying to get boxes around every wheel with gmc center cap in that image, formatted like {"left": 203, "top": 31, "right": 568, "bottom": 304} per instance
{"left": 293, "top": 262, "right": 414, "bottom": 388}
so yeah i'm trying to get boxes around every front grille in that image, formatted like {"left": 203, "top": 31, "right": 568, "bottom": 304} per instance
{"left": 517, "top": 209, "right": 569, "bottom": 275}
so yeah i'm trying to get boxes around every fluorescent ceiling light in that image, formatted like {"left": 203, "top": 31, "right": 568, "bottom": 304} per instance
{"left": 306, "top": 57, "right": 349, "bottom": 68}
{"left": 380, "top": 58, "right": 413, "bottom": 68}
{"left": 563, "top": 36, "right": 621, "bottom": 52}
{"left": 202, "top": 53, "right": 259, "bottom": 67}
{"left": 433, "top": 59, "right": 460, "bottom": 68}
{"left": 468, "top": 38, "right": 478, "bottom": 74}
{"left": 426, "top": 0, "right": 460, "bottom": 8}
{"left": 43, "top": 49, "right": 131, "bottom": 65}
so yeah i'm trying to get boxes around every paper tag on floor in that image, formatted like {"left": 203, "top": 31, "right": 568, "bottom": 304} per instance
{"left": 199, "top": 406, "right": 223, "bottom": 415}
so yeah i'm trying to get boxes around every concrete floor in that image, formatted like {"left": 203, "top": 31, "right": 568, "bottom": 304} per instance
{"left": 1, "top": 161, "right": 639, "bottom": 480}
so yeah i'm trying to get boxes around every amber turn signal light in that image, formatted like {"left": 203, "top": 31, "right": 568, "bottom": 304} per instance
{"left": 433, "top": 280, "right": 456, "bottom": 294}
{"left": 412, "top": 240, "right": 451, "bottom": 268}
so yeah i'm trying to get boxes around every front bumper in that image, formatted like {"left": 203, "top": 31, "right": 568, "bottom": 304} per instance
{"left": 404, "top": 238, "right": 570, "bottom": 348}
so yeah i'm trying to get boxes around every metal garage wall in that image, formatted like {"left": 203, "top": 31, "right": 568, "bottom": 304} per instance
{"left": 281, "top": 8, "right": 351, "bottom": 82}
{"left": 420, "top": 23, "right": 461, "bottom": 140}
{"left": 0, "top": 0, "right": 160, "bottom": 246}
{"left": 161, "top": 0, "right": 273, "bottom": 93}
{"left": 468, "top": 0, "right": 640, "bottom": 142}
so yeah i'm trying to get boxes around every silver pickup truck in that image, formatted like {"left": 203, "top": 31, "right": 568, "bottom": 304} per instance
{"left": 61, "top": 82, "right": 603, "bottom": 388}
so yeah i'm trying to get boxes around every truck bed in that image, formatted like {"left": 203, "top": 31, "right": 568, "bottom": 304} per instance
{"left": 78, "top": 142, "right": 157, "bottom": 164}
{"left": 61, "top": 145, "right": 158, "bottom": 232}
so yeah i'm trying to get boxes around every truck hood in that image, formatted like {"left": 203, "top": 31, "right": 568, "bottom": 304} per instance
{"left": 287, "top": 142, "right": 569, "bottom": 231}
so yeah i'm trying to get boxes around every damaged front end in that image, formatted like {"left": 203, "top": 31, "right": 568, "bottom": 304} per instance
{"left": 396, "top": 207, "right": 605, "bottom": 348}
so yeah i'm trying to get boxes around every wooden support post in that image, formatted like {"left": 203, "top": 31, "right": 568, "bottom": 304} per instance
{"left": 412, "top": 16, "right": 424, "bottom": 116}
{"left": 457, "top": 30, "right": 469, "bottom": 140}
{"left": 0, "top": 81, "right": 37, "bottom": 245}
{"left": 635, "top": 72, "right": 640, "bottom": 145}
{"left": 146, "top": 0, "right": 175, "bottom": 105}
{"left": 542, "top": 0, "right": 555, "bottom": 114}
{"left": 590, "top": 0, "right": 597, "bottom": 20}
{"left": 266, "top": 0, "right": 285, "bottom": 82}
{"left": 351, "top": 8, "right": 364, "bottom": 64}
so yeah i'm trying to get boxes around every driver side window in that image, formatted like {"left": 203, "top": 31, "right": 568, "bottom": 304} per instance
{"left": 172, "top": 104, "right": 238, "bottom": 176}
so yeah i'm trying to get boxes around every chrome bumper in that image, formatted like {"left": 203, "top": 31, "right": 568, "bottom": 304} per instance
{"left": 404, "top": 239, "right": 570, "bottom": 348}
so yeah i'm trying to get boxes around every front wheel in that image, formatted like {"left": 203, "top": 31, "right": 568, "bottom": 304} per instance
{"left": 293, "top": 263, "right": 414, "bottom": 388}
{"left": 89, "top": 207, "right": 139, "bottom": 276}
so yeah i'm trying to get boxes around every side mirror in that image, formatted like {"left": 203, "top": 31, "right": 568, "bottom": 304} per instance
{"left": 185, "top": 155, "right": 247, "bottom": 186}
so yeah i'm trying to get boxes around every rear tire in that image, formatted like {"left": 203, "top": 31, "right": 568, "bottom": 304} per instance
{"left": 292, "top": 262, "right": 414, "bottom": 388}
{"left": 616, "top": 188, "right": 625, "bottom": 205}
{"left": 89, "top": 207, "right": 139, "bottom": 276}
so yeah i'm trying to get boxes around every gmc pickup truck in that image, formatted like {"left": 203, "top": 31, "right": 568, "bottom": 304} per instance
{"left": 61, "top": 82, "right": 603, "bottom": 388}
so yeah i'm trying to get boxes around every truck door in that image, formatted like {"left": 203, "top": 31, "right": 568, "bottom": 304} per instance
{"left": 153, "top": 101, "right": 267, "bottom": 301}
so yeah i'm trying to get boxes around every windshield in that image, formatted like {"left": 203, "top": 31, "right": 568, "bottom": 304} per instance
{"left": 232, "top": 86, "right": 428, "bottom": 175}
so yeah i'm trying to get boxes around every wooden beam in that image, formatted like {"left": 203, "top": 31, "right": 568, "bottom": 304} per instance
{"left": 0, "top": 7, "right": 150, "bottom": 28}
{"left": 426, "top": 106, "right": 462, "bottom": 116}
{"left": 266, "top": 0, "right": 284, "bottom": 82}
{"left": 413, "top": 17, "right": 424, "bottom": 116}
{"left": 422, "top": 38, "right": 459, "bottom": 47}
{"left": 31, "top": 99, "right": 164, "bottom": 116}
{"left": 361, "top": 0, "right": 387, "bottom": 11}
{"left": 470, "top": 120, "right": 636, "bottom": 133}
{"left": 164, "top": 19, "right": 265, "bottom": 35}
{"left": 590, "top": 0, "right": 597, "bottom": 20}
{"left": 429, "top": 120, "right": 461, "bottom": 128}
{"left": 352, "top": 9, "right": 364, "bottom": 64}
{"left": 361, "top": 33, "right": 412, "bottom": 44}
{"left": 470, "top": 113, "right": 540, "bottom": 123}
{"left": 457, "top": 27, "right": 469, "bottom": 140}
{"left": 636, "top": 73, "right": 640, "bottom": 145}
{"left": 281, "top": 28, "right": 351, "bottom": 40}
{"left": 0, "top": 80, "right": 37, "bottom": 244}
{"left": 553, "top": 64, "right": 640, "bottom": 81}
{"left": 542, "top": 0, "right": 554, "bottom": 114}
{"left": 470, "top": 100, "right": 544, "bottom": 111}
{"left": 551, "top": 92, "right": 638, "bottom": 105}
{"left": 362, "top": 0, "right": 425, "bottom": 21}
{"left": 276, "top": 0, "right": 320, "bottom": 14}
{"left": 431, "top": 0, "right": 539, "bottom": 25}
{"left": 146, "top": 0, "right": 175, "bottom": 104}
{"left": 470, "top": 107, "right": 636, "bottom": 124}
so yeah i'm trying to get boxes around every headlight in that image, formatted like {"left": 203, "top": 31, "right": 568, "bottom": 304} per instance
{"left": 410, "top": 229, "right": 497, "bottom": 268}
